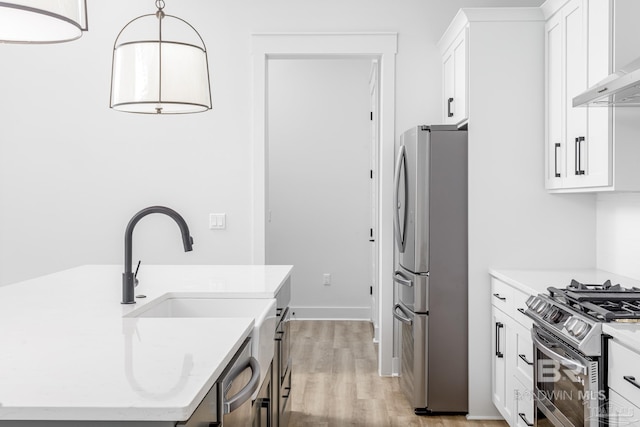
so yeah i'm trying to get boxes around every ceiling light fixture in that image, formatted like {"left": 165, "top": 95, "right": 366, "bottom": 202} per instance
{"left": 0, "top": 0, "right": 88, "bottom": 43}
{"left": 109, "top": 0, "right": 212, "bottom": 114}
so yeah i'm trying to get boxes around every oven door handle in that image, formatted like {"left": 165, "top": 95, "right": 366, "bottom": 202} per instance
{"left": 532, "top": 332, "right": 587, "bottom": 374}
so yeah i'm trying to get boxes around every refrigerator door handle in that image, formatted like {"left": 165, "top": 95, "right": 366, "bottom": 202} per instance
{"left": 393, "top": 303, "right": 413, "bottom": 325}
{"left": 394, "top": 145, "right": 408, "bottom": 252}
{"left": 393, "top": 270, "right": 413, "bottom": 287}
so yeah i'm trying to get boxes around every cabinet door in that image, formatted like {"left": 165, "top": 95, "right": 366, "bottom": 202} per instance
{"left": 583, "top": 0, "right": 612, "bottom": 188}
{"left": 443, "top": 48, "right": 455, "bottom": 124}
{"left": 442, "top": 29, "right": 467, "bottom": 125}
{"left": 492, "top": 307, "right": 513, "bottom": 423}
{"left": 514, "top": 323, "right": 534, "bottom": 384}
{"left": 545, "top": 12, "right": 564, "bottom": 189}
{"left": 562, "top": 0, "right": 589, "bottom": 189}
{"left": 545, "top": 0, "right": 614, "bottom": 191}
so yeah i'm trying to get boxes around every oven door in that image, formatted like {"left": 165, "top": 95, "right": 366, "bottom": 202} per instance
{"left": 532, "top": 325, "right": 602, "bottom": 427}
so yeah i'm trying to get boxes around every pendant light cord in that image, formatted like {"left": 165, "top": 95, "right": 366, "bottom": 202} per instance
{"left": 156, "top": 0, "right": 165, "bottom": 113}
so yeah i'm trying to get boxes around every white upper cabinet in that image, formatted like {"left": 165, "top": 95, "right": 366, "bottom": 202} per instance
{"left": 440, "top": 27, "right": 468, "bottom": 126}
{"left": 543, "top": 0, "right": 640, "bottom": 192}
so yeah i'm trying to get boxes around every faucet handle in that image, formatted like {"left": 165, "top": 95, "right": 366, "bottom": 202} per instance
{"left": 134, "top": 260, "right": 141, "bottom": 287}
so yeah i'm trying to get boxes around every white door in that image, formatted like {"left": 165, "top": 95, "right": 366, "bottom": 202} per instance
{"left": 369, "top": 60, "right": 380, "bottom": 340}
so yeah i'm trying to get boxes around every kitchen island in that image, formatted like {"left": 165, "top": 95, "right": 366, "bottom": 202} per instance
{"left": 0, "top": 265, "right": 292, "bottom": 424}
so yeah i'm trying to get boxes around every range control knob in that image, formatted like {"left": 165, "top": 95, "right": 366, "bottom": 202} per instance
{"left": 529, "top": 298, "right": 541, "bottom": 311}
{"left": 572, "top": 321, "right": 590, "bottom": 340}
{"left": 535, "top": 301, "right": 549, "bottom": 314}
{"left": 565, "top": 317, "right": 578, "bottom": 333}
{"left": 548, "top": 308, "right": 563, "bottom": 323}
{"left": 526, "top": 295, "right": 537, "bottom": 308}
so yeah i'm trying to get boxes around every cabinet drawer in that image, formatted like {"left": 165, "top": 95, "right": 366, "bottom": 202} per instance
{"left": 513, "top": 288, "right": 533, "bottom": 329}
{"left": 609, "top": 389, "right": 640, "bottom": 426}
{"left": 609, "top": 340, "right": 640, "bottom": 408}
{"left": 491, "top": 278, "right": 513, "bottom": 311}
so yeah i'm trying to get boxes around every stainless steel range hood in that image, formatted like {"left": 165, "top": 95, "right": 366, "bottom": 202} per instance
{"left": 573, "top": 57, "right": 640, "bottom": 107}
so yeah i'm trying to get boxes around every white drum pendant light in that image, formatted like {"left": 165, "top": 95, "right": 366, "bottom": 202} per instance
{"left": 110, "top": 0, "right": 212, "bottom": 114}
{"left": 0, "top": 0, "right": 88, "bottom": 43}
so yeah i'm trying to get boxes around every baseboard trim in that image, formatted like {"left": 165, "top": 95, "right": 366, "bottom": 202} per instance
{"left": 466, "top": 415, "right": 505, "bottom": 421}
{"left": 392, "top": 356, "right": 401, "bottom": 376}
{"left": 290, "top": 306, "right": 371, "bottom": 320}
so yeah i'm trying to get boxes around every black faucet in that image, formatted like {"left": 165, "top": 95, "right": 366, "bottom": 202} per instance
{"left": 122, "top": 206, "right": 194, "bottom": 304}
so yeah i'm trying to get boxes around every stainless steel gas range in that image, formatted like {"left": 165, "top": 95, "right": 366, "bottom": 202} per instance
{"left": 525, "top": 279, "right": 640, "bottom": 427}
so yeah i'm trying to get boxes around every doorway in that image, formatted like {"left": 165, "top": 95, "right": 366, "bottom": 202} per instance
{"left": 251, "top": 33, "right": 397, "bottom": 375}
{"left": 266, "top": 58, "right": 374, "bottom": 320}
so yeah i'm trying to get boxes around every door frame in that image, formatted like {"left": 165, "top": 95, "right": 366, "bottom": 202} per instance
{"left": 251, "top": 33, "right": 397, "bottom": 375}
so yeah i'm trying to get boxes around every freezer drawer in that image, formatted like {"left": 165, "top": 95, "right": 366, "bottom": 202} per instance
{"left": 393, "top": 303, "right": 428, "bottom": 410}
{"left": 394, "top": 266, "right": 428, "bottom": 313}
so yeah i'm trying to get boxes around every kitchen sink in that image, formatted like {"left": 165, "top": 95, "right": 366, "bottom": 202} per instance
{"left": 126, "top": 296, "right": 276, "bottom": 390}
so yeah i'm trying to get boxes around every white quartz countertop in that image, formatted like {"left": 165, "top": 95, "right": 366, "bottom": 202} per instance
{"left": 604, "top": 323, "right": 640, "bottom": 352}
{"left": 0, "top": 264, "right": 293, "bottom": 421}
{"left": 489, "top": 268, "right": 640, "bottom": 296}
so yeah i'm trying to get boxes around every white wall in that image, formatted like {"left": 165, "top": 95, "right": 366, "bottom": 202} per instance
{"left": 266, "top": 59, "right": 372, "bottom": 319}
{"left": 0, "top": 0, "right": 544, "bottom": 286}
{"left": 597, "top": 193, "right": 640, "bottom": 280}
{"left": 464, "top": 15, "right": 597, "bottom": 418}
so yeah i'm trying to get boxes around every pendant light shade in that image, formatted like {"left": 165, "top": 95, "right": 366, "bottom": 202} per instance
{"left": 0, "top": 0, "right": 87, "bottom": 43}
{"left": 110, "top": 1, "right": 212, "bottom": 114}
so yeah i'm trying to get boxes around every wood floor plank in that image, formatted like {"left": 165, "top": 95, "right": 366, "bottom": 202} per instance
{"left": 289, "top": 320, "right": 507, "bottom": 427}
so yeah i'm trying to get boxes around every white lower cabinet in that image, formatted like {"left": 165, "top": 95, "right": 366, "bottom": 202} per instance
{"left": 608, "top": 339, "right": 640, "bottom": 425}
{"left": 491, "top": 277, "right": 535, "bottom": 426}
{"left": 609, "top": 389, "right": 640, "bottom": 426}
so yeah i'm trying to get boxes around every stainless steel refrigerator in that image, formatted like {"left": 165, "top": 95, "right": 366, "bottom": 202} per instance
{"left": 392, "top": 125, "right": 468, "bottom": 415}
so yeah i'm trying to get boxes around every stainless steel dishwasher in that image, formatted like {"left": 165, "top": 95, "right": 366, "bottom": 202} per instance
{"left": 179, "top": 337, "right": 260, "bottom": 427}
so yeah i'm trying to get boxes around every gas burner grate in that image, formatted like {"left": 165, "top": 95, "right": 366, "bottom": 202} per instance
{"left": 568, "top": 279, "right": 640, "bottom": 292}
{"left": 547, "top": 279, "right": 640, "bottom": 322}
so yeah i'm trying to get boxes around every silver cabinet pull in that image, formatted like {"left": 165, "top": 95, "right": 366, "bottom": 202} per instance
{"left": 493, "top": 293, "right": 506, "bottom": 301}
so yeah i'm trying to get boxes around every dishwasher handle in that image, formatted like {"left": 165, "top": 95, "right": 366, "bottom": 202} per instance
{"left": 223, "top": 356, "right": 260, "bottom": 414}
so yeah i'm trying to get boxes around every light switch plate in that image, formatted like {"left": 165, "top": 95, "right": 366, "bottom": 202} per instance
{"left": 209, "top": 213, "right": 226, "bottom": 230}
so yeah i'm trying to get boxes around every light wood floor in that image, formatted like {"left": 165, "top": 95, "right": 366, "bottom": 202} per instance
{"left": 288, "top": 320, "right": 507, "bottom": 427}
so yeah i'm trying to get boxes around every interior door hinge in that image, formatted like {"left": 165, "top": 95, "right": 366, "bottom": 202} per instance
{"left": 370, "top": 170, "right": 373, "bottom": 179}
{"left": 370, "top": 286, "right": 373, "bottom": 295}
{"left": 370, "top": 111, "right": 373, "bottom": 121}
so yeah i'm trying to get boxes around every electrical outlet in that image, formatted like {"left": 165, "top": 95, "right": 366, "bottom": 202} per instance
{"left": 323, "top": 273, "right": 331, "bottom": 286}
